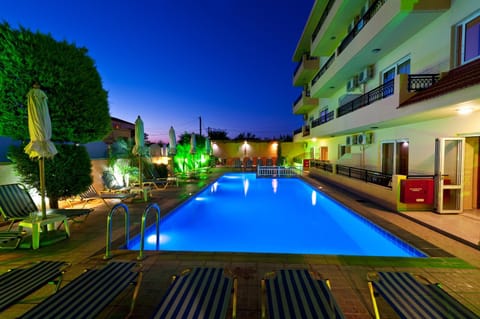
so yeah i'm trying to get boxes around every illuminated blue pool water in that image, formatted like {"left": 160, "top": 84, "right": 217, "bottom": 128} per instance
{"left": 128, "top": 173, "right": 426, "bottom": 257}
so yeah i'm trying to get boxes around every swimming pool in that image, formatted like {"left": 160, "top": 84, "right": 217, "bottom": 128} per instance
{"left": 128, "top": 173, "right": 426, "bottom": 257}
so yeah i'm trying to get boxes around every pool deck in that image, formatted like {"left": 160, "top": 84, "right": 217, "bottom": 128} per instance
{"left": 1, "top": 168, "right": 479, "bottom": 318}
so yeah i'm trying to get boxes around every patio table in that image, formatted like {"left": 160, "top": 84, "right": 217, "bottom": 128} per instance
{"left": 18, "top": 213, "right": 70, "bottom": 249}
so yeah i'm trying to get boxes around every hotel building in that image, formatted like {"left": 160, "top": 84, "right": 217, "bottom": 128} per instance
{"left": 292, "top": 0, "right": 480, "bottom": 213}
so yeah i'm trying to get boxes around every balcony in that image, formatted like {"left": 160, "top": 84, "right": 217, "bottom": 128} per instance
{"left": 310, "top": 0, "right": 450, "bottom": 98}
{"left": 309, "top": 74, "right": 442, "bottom": 137}
{"left": 293, "top": 90, "right": 319, "bottom": 115}
{"left": 293, "top": 54, "right": 320, "bottom": 86}
{"left": 311, "top": 110, "right": 335, "bottom": 128}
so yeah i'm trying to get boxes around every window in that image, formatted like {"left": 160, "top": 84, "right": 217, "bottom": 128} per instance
{"left": 338, "top": 145, "right": 351, "bottom": 159}
{"left": 381, "top": 140, "right": 409, "bottom": 175}
{"left": 455, "top": 12, "right": 480, "bottom": 65}
{"left": 381, "top": 57, "right": 410, "bottom": 84}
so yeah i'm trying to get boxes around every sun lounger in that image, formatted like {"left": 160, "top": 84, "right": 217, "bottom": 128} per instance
{"left": 368, "top": 271, "right": 480, "bottom": 319}
{"left": 77, "top": 184, "right": 135, "bottom": 208}
{"left": 19, "top": 261, "right": 142, "bottom": 319}
{"left": 0, "top": 261, "right": 68, "bottom": 312}
{"left": 0, "top": 183, "right": 92, "bottom": 230}
{"left": 261, "top": 269, "right": 345, "bottom": 319}
{"left": 152, "top": 267, "right": 237, "bottom": 319}
{"left": 0, "top": 230, "right": 24, "bottom": 249}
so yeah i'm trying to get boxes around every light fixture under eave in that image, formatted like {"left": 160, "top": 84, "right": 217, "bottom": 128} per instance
{"left": 372, "top": 48, "right": 381, "bottom": 53}
{"left": 457, "top": 107, "right": 473, "bottom": 115}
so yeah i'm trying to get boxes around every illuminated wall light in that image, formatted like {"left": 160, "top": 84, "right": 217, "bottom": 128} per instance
{"left": 457, "top": 107, "right": 473, "bottom": 115}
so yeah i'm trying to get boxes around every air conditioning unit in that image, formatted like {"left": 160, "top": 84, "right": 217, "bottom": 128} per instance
{"left": 346, "top": 135, "right": 352, "bottom": 145}
{"left": 347, "top": 18, "right": 358, "bottom": 33}
{"left": 360, "top": 2, "right": 370, "bottom": 16}
{"left": 346, "top": 77, "right": 358, "bottom": 92}
{"left": 357, "top": 132, "right": 373, "bottom": 144}
{"left": 351, "top": 135, "right": 359, "bottom": 145}
{"left": 358, "top": 65, "right": 374, "bottom": 84}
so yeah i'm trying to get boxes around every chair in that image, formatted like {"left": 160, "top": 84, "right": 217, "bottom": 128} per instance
{"left": 0, "top": 230, "right": 24, "bottom": 249}
{"left": 152, "top": 267, "right": 237, "bottom": 319}
{"left": 19, "top": 261, "right": 142, "bottom": 319}
{"left": 261, "top": 269, "right": 345, "bottom": 319}
{"left": 0, "top": 184, "right": 92, "bottom": 230}
{"left": 101, "top": 170, "right": 130, "bottom": 193}
{"left": 0, "top": 260, "right": 68, "bottom": 311}
{"left": 368, "top": 271, "right": 480, "bottom": 319}
{"left": 77, "top": 184, "right": 135, "bottom": 208}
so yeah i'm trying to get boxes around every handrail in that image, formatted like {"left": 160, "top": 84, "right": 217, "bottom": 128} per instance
{"left": 104, "top": 203, "right": 130, "bottom": 260}
{"left": 257, "top": 166, "right": 301, "bottom": 177}
{"left": 137, "top": 203, "right": 160, "bottom": 260}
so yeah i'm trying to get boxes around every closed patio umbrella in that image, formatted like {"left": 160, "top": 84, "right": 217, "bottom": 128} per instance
{"left": 168, "top": 126, "right": 176, "bottom": 155}
{"left": 190, "top": 133, "right": 196, "bottom": 154}
{"left": 205, "top": 136, "right": 211, "bottom": 155}
{"left": 132, "top": 115, "right": 146, "bottom": 188}
{"left": 24, "top": 82, "right": 58, "bottom": 220}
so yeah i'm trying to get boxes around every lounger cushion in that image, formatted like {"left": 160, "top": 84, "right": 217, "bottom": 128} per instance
{"left": 373, "top": 272, "right": 479, "bottom": 319}
{"left": 152, "top": 267, "right": 233, "bottom": 319}
{"left": 264, "top": 269, "right": 345, "bottom": 319}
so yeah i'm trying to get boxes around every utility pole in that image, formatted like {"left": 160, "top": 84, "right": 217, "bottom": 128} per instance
{"left": 199, "top": 116, "right": 202, "bottom": 136}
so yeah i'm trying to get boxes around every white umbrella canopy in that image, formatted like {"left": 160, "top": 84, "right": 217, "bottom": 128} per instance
{"left": 168, "top": 126, "right": 176, "bottom": 155}
{"left": 132, "top": 115, "right": 145, "bottom": 156}
{"left": 24, "top": 83, "right": 58, "bottom": 220}
{"left": 205, "top": 136, "right": 211, "bottom": 155}
{"left": 190, "top": 133, "right": 196, "bottom": 154}
{"left": 132, "top": 115, "right": 145, "bottom": 187}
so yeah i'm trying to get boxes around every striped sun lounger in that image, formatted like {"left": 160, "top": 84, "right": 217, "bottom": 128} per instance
{"left": 0, "top": 261, "right": 68, "bottom": 312}
{"left": 368, "top": 271, "right": 480, "bottom": 319}
{"left": 261, "top": 269, "right": 345, "bottom": 319}
{"left": 0, "top": 184, "right": 92, "bottom": 230}
{"left": 19, "top": 261, "right": 142, "bottom": 319}
{"left": 152, "top": 267, "right": 237, "bottom": 319}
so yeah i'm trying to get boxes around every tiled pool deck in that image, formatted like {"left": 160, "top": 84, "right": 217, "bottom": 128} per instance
{"left": 1, "top": 168, "right": 479, "bottom": 318}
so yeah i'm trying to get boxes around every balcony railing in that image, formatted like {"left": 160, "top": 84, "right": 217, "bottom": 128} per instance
{"left": 311, "top": 0, "right": 336, "bottom": 43}
{"left": 293, "top": 90, "right": 311, "bottom": 106}
{"left": 337, "top": 0, "right": 388, "bottom": 55}
{"left": 309, "top": 161, "right": 392, "bottom": 188}
{"left": 337, "top": 80, "right": 394, "bottom": 117}
{"left": 408, "top": 74, "right": 440, "bottom": 92}
{"left": 311, "top": 53, "right": 335, "bottom": 87}
{"left": 293, "top": 127, "right": 302, "bottom": 135}
{"left": 336, "top": 164, "right": 392, "bottom": 188}
{"left": 311, "top": 111, "right": 335, "bottom": 128}
{"left": 310, "top": 160, "right": 334, "bottom": 173}
{"left": 302, "top": 125, "right": 310, "bottom": 137}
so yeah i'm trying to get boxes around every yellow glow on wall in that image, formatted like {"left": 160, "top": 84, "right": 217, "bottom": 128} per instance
{"left": 457, "top": 107, "right": 473, "bottom": 115}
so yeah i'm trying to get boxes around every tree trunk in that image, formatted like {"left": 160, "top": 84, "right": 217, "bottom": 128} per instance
{"left": 49, "top": 196, "right": 59, "bottom": 209}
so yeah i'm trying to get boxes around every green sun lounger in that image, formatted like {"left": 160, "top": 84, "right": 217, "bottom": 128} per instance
{"left": 0, "top": 183, "right": 92, "bottom": 230}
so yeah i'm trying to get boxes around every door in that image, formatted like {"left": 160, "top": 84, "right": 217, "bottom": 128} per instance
{"left": 381, "top": 140, "right": 409, "bottom": 175}
{"left": 434, "top": 137, "right": 465, "bottom": 213}
{"left": 320, "top": 146, "right": 328, "bottom": 161}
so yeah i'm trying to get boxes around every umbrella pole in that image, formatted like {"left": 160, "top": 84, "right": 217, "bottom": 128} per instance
{"left": 139, "top": 156, "right": 143, "bottom": 186}
{"left": 39, "top": 157, "right": 47, "bottom": 220}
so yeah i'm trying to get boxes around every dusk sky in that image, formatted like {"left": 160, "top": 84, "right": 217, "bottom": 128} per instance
{"left": 2, "top": 0, "right": 313, "bottom": 143}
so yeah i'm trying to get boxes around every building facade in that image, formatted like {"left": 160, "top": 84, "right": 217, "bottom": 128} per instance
{"left": 292, "top": 0, "right": 480, "bottom": 213}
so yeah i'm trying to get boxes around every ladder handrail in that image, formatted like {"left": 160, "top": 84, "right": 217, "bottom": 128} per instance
{"left": 104, "top": 203, "right": 130, "bottom": 260}
{"left": 137, "top": 203, "right": 160, "bottom": 260}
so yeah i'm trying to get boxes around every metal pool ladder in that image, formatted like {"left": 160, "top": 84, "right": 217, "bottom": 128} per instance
{"left": 104, "top": 203, "right": 130, "bottom": 259}
{"left": 137, "top": 203, "right": 160, "bottom": 260}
